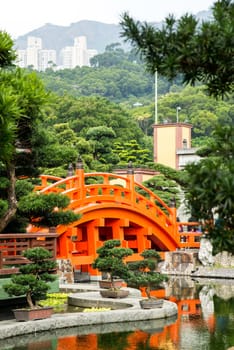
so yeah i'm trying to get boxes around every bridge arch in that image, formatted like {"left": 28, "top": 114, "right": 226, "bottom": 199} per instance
{"left": 32, "top": 167, "right": 201, "bottom": 274}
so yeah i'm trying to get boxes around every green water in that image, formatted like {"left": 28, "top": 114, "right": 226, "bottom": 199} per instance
{"left": 0, "top": 278, "right": 233, "bottom": 350}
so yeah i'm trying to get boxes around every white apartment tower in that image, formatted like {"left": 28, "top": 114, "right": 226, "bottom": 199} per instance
{"left": 16, "top": 50, "right": 27, "bottom": 68}
{"left": 72, "top": 36, "right": 88, "bottom": 67}
{"left": 60, "top": 46, "right": 73, "bottom": 69}
{"left": 38, "top": 50, "right": 56, "bottom": 71}
{"left": 60, "top": 36, "right": 97, "bottom": 69}
{"left": 26, "top": 37, "right": 42, "bottom": 69}
{"left": 15, "top": 35, "right": 97, "bottom": 70}
{"left": 27, "top": 36, "right": 42, "bottom": 49}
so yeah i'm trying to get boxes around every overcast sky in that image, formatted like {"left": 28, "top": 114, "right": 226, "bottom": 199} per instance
{"left": 1, "top": 0, "right": 215, "bottom": 39}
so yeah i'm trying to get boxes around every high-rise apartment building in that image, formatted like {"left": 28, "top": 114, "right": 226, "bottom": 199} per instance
{"left": 60, "top": 36, "right": 97, "bottom": 69}
{"left": 16, "top": 50, "right": 27, "bottom": 68}
{"left": 25, "top": 37, "right": 42, "bottom": 69}
{"left": 38, "top": 50, "right": 56, "bottom": 71}
{"left": 16, "top": 35, "right": 97, "bottom": 71}
{"left": 27, "top": 36, "right": 42, "bottom": 49}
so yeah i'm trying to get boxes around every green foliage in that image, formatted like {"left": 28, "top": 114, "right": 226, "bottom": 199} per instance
{"left": 37, "top": 60, "right": 232, "bottom": 173}
{"left": 18, "top": 192, "right": 81, "bottom": 228}
{"left": 137, "top": 174, "right": 181, "bottom": 208}
{"left": 40, "top": 94, "right": 150, "bottom": 171}
{"left": 185, "top": 122, "right": 234, "bottom": 254}
{"left": 0, "top": 176, "right": 9, "bottom": 190}
{"left": 83, "top": 307, "right": 111, "bottom": 312}
{"left": 127, "top": 249, "right": 168, "bottom": 299}
{"left": 120, "top": 0, "right": 234, "bottom": 98}
{"left": 3, "top": 214, "right": 29, "bottom": 233}
{"left": 0, "top": 31, "right": 16, "bottom": 67}
{"left": 40, "top": 58, "right": 156, "bottom": 103}
{"left": 148, "top": 162, "right": 187, "bottom": 187}
{"left": 39, "top": 293, "right": 69, "bottom": 311}
{"left": 90, "top": 43, "right": 127, "bottom": 68}
{"left": 86, "top": 125, "right": 119, "bottom": 165}
{"left": 15, "top": 179, "right": 34, "bottom": 199}
{"left": 151, "top": 85, "right": 230, "bottom": 134}
{"left": 3, "top": 247, "right": 57, "bottom": 308}
{"left": 0, "top": 68, "right": 49, "bottom": 163}
{"left": 114, "top": 139, "right": 152, "bottom": 165}
{"left": 0, "top": 36, "right": 50, "bottom": 232}
{"left": 52, "top": 95, "right": 144, "bottom": 143}
{"left": 92, "top": 239, "right": 133, "bottom": 284}
{"left": 0, "top": 199, "right": 8, "bottom": 217}
{"left": 37, "top": 143, "right": 77, "bottom": 169}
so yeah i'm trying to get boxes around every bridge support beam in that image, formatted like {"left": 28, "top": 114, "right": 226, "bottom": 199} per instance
{"left": 136, "top": 227, "right": 152, "bottom": 252}
{"left": 86, "top": 219, "right": 103, "bottom": 276}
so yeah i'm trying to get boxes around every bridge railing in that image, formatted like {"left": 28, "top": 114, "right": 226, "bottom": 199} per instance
{"left": 63, "top": 184, "right": 176, "bottom": 235}
{"left": 0, "top": 233, "right": 57, "bottom": 273}
{"left": 36, "top": 172, "right": 177, "bottom": 236}
{"left": 34, "top": 172, "right": 201, "bottom": 249}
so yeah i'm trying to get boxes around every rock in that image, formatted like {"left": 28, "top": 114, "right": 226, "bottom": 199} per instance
{"left": 199, "top": 285, "right": 214, "bottom": 320}
{"left": 214, "top": 251, "right": 234, "bottom": 267}
{"left": 198, "top": 237, "right": 214, "bottom": 266}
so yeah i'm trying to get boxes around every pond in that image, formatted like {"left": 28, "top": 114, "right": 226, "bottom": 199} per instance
{"left": 0, "top": 277, "right": 233, "bottom": 350}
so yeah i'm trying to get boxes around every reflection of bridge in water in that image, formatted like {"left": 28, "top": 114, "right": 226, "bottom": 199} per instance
{"left": 31, "top": 164, "right": 201, "bottom": 276}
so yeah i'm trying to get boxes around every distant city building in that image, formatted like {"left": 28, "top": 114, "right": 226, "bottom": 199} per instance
{"left": 60, "top": 46, "right": 73, "bottom": 69}
{"left": 27, "top": 36, "right": 42, "bottom": 49}
{"left": 16, "top": 49, "right": 27, "bottom": 68}
{"left": 38, "top": 49, "right": 56, "bottom": 71}
{"left": 16, "top": 35, "right": 97, "bottom": 71}
{"left": 26, "top": 37, "right": 42, "bottom": 69}
{"left": 60, "top": 36, "right": 97, "bottom": 69}
{"left": 87, "top": 49, "right": 98, "bottom": 63}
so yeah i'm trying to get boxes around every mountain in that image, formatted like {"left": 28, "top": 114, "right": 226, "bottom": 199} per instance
{"left": 14, "top": 20, "right": 126, "bottom": 54}
{"left": 14, "top": 10, "right": 211, "bottom": 55}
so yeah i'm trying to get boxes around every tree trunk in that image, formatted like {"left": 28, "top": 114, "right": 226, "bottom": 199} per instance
{"left": 145, "top": 286, "right": 151, "bottom": 299}
{"left": 26, "top": 291, "right": 35, "bottom": 309}
{"left": 0, "top": 162, "right": 17, "bottom": 232}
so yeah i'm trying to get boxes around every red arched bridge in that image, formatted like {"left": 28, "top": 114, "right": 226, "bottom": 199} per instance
{"left": 28, "top": 165, "right": 201, "bottom": 276}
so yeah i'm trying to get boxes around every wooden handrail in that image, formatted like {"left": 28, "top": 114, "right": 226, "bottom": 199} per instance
{"left": 0, "top": 233, "right": 58, "bottom": 271}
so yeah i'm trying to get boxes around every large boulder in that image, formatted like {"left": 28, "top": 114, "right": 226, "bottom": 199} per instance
{"left": 198, "top": 237, "right": 214, "bottom": 266}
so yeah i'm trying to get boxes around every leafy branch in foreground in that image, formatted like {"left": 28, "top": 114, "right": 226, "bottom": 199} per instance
{"left": 120, "top": 0, "right": 234, "bottom": 98}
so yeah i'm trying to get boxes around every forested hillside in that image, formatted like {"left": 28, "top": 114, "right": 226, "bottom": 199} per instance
{"left": 37, "top": 44, "right": 233, "bottom": 146}
{"left": 1, "top": 2, "right": 232, "bottom": 253}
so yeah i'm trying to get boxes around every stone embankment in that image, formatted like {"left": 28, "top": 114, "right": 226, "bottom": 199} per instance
{"left": 191, "top": 266, "right": 234, "bottom": 279}
{"left": 159, "top": 246, "right": 234, "bottom": 279}
{"left": 0, "top": 285, "right": 177, "bottom": 341}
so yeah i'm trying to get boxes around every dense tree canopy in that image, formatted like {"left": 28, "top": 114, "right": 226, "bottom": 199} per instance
{"left": 0, "top": 33, "right": 50, "bottom": 232}
{"left": 0, "top": 32, "right": 79, "bottom": 232}
{"left": 120, "top": 0, "right": 234, "bottom": 98}
{"left": 137, "top": 174, "right": 181, "bottom": 209}
{"left": 0, "top": 31, "right": 16, "bottom": 67}
{"left": 1, "top": 21, "right": 232, "bottom": 254}
{"left": 120, "top": 0, "right": 234, "bottom": 254}
{"left": 185, "top": 122, "right": 234, "bottom": 253}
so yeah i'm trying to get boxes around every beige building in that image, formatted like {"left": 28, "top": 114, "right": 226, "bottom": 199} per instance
{"left": 153, "top": 122, "right": 200, "bottom": 170}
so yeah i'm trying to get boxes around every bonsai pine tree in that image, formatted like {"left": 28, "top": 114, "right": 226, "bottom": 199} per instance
{"left": 3, "top": 247, "right": 57, "bottom": 309}
{"left": 92, "top": 239, "right": 133, "bottom": 288}
{"left": 126, "top": 249, "right": 168, "bottom": 299}
{"left": 18, "top": 192, "right": 81, "bottom": 229}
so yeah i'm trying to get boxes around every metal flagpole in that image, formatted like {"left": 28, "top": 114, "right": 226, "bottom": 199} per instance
{"left": 155, "top": 70, "right": 158, "bottom": 124}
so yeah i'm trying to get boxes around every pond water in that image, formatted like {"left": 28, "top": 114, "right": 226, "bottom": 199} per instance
{"left": 0, "top": 277, "right": 233, "bottom": 350}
